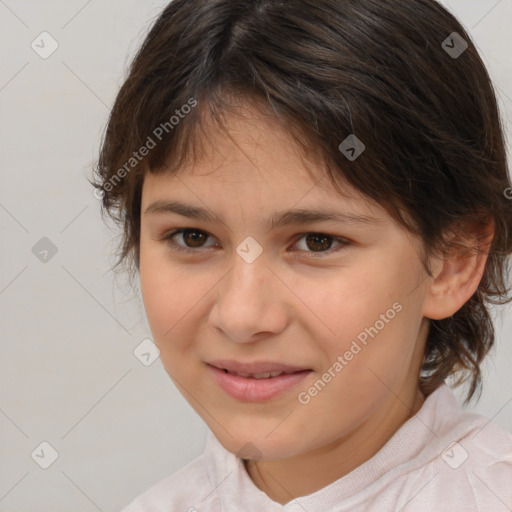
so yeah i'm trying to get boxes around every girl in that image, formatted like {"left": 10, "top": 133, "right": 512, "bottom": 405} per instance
{"left": 91, "top": 0, "right": 512, "bottom": 509}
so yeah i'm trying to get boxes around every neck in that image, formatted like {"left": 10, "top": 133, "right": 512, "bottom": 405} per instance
{"left": 244, "top": 387, "right": 425, "bottom": 505}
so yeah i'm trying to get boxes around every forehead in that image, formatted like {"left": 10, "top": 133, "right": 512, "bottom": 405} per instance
{"left": 180, "top": 102, "right": 328, "bottom": 185}
{"left": 142, "top": 102, "right": 385, "bottom": 220}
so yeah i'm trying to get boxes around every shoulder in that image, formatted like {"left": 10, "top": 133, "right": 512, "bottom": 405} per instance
{"left": 380, "top": 384, "right": 512, "bottom": 511}
{"left": 120, "top": 451, "right": 213, "bottom": 512}
{"left": 425, "top": 402, "right": 512, "bottom": 511}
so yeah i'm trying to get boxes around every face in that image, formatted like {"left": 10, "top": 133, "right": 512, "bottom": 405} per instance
{"left": 139, "top": 103, "right": 431, "bottom": 461}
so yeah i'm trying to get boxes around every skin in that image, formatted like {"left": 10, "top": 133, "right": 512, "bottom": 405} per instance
{"left": 138, "top": 102, "right": 492, "bottom": 505}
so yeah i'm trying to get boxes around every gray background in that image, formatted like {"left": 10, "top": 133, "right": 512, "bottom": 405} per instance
{"left": 0, "top": 0, "right": 511, "bottom": 511}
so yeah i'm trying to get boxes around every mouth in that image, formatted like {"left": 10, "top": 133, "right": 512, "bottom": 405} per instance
{"left": 207, "top": 359, "right": 312, "bottom": 375}
{"left": 219, "top": 368, "right": 301, "bottom": 379}
{"left": 206, "top": 360, "right": 313, "bottom": 402}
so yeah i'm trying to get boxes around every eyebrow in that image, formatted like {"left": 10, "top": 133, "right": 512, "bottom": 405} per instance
{"left": 144, "top": 200, "right": 382, "bottom": 230}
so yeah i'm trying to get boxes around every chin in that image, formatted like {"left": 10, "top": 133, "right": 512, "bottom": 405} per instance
{"left": 211, "top": 426, "right": 307, "bottom": 461}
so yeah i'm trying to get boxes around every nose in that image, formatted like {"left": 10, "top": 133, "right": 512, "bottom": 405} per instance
{"left": 208, "top": 248, "right": 289, "bottom": 344}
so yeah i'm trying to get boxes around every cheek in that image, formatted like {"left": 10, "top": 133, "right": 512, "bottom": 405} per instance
{"left": 139, "top": 251, "right": 219, "bottom": 359}
{"left": 139, "top": 247, "right": 189, "bottom": 339}
{"left": 139, "top": 267, "right": 195, "bottom": 377}
{"left": 306, "top": 263, "right": 421, "bottom": 382}
{"left": 294, "top": 267, "right": 394, "bottom": 345}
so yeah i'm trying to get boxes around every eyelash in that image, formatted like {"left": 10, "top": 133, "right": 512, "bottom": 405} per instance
{"left": 160, "top": 228, "right": 350, "bottom": 258}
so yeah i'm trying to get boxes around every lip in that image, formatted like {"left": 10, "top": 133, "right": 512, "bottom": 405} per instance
{"left": 207, "top": 359, "right": 311, "bottom": 374}
{"left": 206, "top": 363, "right": 313, "bottom": 402}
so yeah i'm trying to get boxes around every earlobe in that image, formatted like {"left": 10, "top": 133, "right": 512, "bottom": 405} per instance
{"left": 422, "top": 219, "right": 494, "bottom": 320}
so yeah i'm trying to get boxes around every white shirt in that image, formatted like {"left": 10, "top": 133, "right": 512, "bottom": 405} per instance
{"left": 121, "top": 384, "right": 512, "bottom": 511}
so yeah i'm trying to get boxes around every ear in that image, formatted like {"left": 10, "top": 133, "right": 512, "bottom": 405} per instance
{"left": 422, "top": 218, "right": 494, "bottom": 320}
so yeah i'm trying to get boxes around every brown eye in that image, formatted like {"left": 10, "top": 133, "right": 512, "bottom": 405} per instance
{"left": 293, "top": 233, "right": 348, "bottom": 255}
{"left": 162, "top": 228, "right": 217, "bottom": 253}
{"left": 181, "top": 229, "right": 209, "bottom": 248}
{"left": 304, "top": 233, "right": 335, "bottom": 252}
{"left": 161, "top": 229, "right": 349, "bottom": 257}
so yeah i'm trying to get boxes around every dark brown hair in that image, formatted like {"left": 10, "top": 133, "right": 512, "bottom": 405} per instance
{"left": 90, "top": 0, "right": 512, "bottom": 403}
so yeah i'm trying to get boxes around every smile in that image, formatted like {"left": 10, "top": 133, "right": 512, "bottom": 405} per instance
{"left": 207, "top": 363, "right": 312, "bottom": 402}
{"left": 223, "top": 369, "right": 298, "bottom": 379}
